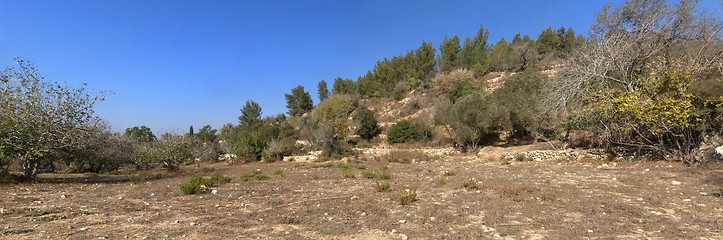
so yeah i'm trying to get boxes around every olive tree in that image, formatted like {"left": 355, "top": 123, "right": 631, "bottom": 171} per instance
{"left": 546, "top": 0, "right": 723, "bottom": 161}
{"left": 0, "top": 59, "right": 104, "bottom": 179}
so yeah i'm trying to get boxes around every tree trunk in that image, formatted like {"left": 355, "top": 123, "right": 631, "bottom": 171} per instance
{"left": 22, "top": 160, "right": 38, "bottom": 180}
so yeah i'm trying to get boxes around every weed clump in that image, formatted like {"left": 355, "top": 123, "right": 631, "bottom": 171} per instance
{"left": 242, "top": 169, "right": 269, "bottom": 181}
{"left": 362, "top": 171, "right": 377, "bottom": 179}
{"left": 398, "top": 188, "right": 417, "bottom": 205}
{"left": 274, "top": 169, "right": 285, "bottom": 177}
{"left": 374, "top": 181, "right": 391, "bottom": 192}
{"left": 462, "top": 178, "right": 480, "bottom": 190}
{"left": 342, "top": 169, "right": 355, "bottom": 178}
{"left": 180, "top": 176, "right": 215, "bottom": 195}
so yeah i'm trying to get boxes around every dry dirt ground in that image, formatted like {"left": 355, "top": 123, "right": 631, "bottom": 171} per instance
{"left": 1, "top": 147, "right": 722, "bottom": 239}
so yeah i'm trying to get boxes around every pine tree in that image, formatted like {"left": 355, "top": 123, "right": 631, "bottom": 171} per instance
{"left": 239, "top": 100, "right": 262, "bottom": 127}
{"left": 439, "top": 35, "right": 461, "bottom": 73}
{"left": 318, "top": 80, "right": 329, "bottom": 102}
{"left": 285, "top": 85, "right": 313, "bottom": 116}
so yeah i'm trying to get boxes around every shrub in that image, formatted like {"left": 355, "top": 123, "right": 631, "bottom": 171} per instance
{"left": 209, "top": 173, "right": 232, "bottom": 184}
{"left": 374, "top": 181, "right": 391, "bottom": 192}
{"left": 241, "top": 169, "right": 269, "bottom": 181}
{"left": 398, "top": 188, "right": 417, "bottom": 205}
{"left": 342, "top": 169, "right": 355, "bottom": 178}
{"left": 262, "top": 139, "right": 295, "bottom": 162}
{"left": 434, "top": 177, "right": 448, "bottom": 185}
{"left": 312, "top": 94, "right": 358, "bottom": 123}
{"left": 462, "top": 178, "right": 480, "bottom": 190}
{"left": 362, "top": 171, "right": 377, "bottom": 179}
{"left": 354, "top": 107, "right": 381, "bottom": 140}
{"left": 180, "top": 176, "right": 215, "bottom": 195}
{"left": 376, "top": 167, "right": 392, "bottom": 180}
{"left": 387, "top": 120, "right": 423, "bottom": 144}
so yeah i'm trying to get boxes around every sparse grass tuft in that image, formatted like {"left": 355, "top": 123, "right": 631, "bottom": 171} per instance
{"left": 274, "top": 169, "right": 285, "bottom": 177}
{"left": 398, "top": 188, "right": 417, "bottom": 205}
{"left": 377, "top": 168, "right": 392, "bottom": 180}
{"left": 362, "top": 171, "right": 377, "bottom": 179}
{"left": 313, "top": 163, "right": 334, "bottom": 168}
{"left": 342, "top": 169, "right": 355, "bottom": 178}
{"left": 209, "top": 173, "right": 232, "bottom": 184}
{"left": 83, "top": 172, "right": 99, "bottom": 177}
{"left": 434, "top": 177, "right": 448, "bottom": 185}
{"left": 442, "top": 170, "right": 455, "bottom": 176}
{"left": 336, "top": 163, "right": 350, "bottom": 170}
{"left": 242, "top": 169, "right": 269, "bottom": 181}
{"left": 501, "top": 159, "right": 511, "bottom": 165}
{"left": 354, "top": 164, "right": 367, "bottom": 170}
{"left": 462, "top": 178, "right": 480, "bottom": 190}
{"left": 374, "top": 181, "right": 391, "bottom": 192}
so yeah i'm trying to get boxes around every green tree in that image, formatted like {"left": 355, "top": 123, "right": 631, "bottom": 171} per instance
{"left": 387, "top": 120, "right": 423, "bottom": 144}
{"left": 489, "top": 38, "right": 511, "bottom": 71}
{"left": 239, "top": 100, "right": 262, "bottom": 127}
{"left": 195, "top": 125, "right": 218, "bottom": 143}
{"left": 354, "top": 107, "right": 381, "bottom": 140}
{"left": 285, "top": 85, "right": 314, "bottom": 116}
{"left": 332, "top": 77, "right": 357, "bottom": 95}
{"left": 0, "top": 59, "right": 105, "bottom": 179}
{"left": 125, "top": 126, "right": 156, "bottom": 142}
{"left": 439, "top": 35, "right": 461, "bottom": 72}
{"left": 188, "top": 125, "right": 194, "bottom": 138}
{"left": 318, "top": 80, "right": 329, "bottom": 102}
{"left": 414, "top": 41, "right": 437, "bottom": 82}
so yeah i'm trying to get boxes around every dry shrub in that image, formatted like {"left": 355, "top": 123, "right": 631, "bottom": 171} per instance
{"left": 385, "top": 150, "right": 434, "bottom": 164}
{"left": 430, "top": 68, "right": 475, "bottom": 92}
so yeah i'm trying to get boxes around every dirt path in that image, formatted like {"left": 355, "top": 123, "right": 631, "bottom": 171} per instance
{"left": 1, "top": 151, "right": 722, "bottom": 239}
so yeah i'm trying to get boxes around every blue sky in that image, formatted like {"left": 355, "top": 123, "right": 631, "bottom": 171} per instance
{"left": 0, "top": 0, "right": 719, "bottom": 132}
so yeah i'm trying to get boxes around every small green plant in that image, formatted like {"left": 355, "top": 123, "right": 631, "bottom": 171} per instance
{"left": 242, "top": 169, "right": 269, "bottom": 181}
{"left": 342, "top": 169, "right": 355, "bottom": 178}
{"left": 83, "top": 172, "right": 99, "bottom": 177}
{"left": 434, "top": 177, "right": 448, "bottom": 185}
{"left": 462, "top": 178, "right": 480, "bottom": 190}
{"left": 514, "top": 153, "right": 533, "bottom": 162}
{"left": 362, "top": 171, "right": 377, "bottom": 179}
{"left": 313, "top": 163, "right": 334, "bottom": 168}
{"left": 274, "top": 169, "right": 285, "bottom": 177}
{"left": 336, "top": 163, "right": 350, "bottom": 170}
{"left": 354, "top": 164, "right": 367, "bottom": 170}
{"left": 501, "top": 159, "right": 511, "bottom": 165}
{"left": 180, "top": 176, "right": 215, "bottom": 195}
{"left": 442, "top": 170, "right": 455, "bottom": 176}
{"left": 209, "top": 173, "right": 232, "bottom": 184}
{"left": 398, "top": 188, "right": 417, "bottom": 205}
{"left": 377, "top": 168, "right": 392, "bottom": 180}
{"left": 201, "top": 166, "right": 216, "bottom": 173}
{"left": 374, "top": 181, "right": 391, "bottom": 192}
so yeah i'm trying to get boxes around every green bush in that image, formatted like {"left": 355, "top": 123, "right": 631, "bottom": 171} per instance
{"left": 242, "top": 169, "right": 269, "bottom": 181}
{"left": 262, "top": 139, "right": 296, "bottom": 162}
{"left": 354, "top": 107, "right": 381, "bottom": 140}
{"left": 209, "top": 173, "right": 232, "bottom": 184}
{"left": 387, "top": 120, "right": 423, "bottom": 144}
{"left": 180, "top": 176, "right": 215, "bottom": 195}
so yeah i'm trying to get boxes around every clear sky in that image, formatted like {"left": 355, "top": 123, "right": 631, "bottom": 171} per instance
{"left": 0, "top": 0, "right": 719, "bottom": 133}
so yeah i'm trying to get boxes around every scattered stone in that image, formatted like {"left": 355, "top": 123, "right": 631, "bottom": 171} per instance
{"left": 189, "top": 222, "right": 197, "bottom": 226}
{"left": 399, "top": 220, "right": 406, "bottom": 224}
{"left": 211, "top": 190, "right": 218, "bottom": 195}
{"left": 587, "top": 229, "right": 593, "bottom": 233}
{"left": 671, "top": 180, "right": 682, "bottom": 185}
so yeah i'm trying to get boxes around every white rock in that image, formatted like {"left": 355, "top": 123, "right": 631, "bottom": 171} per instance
{"left": 399, "top": 220, "right": 406, "bottom": 224}
{"left": 671, "top": 180, "right": 682, "bottom": 185}
{"left": 587, "top": 229, "right": 593, "bottom": 233}
{"left": 399, "top": 233, "right": 408, "bottom": 240}
{"left": 211, "top": 190, "right": 218, "bottom": 194}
